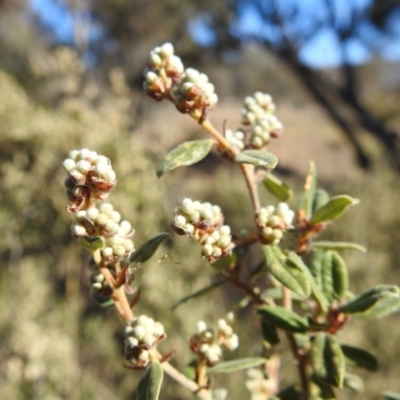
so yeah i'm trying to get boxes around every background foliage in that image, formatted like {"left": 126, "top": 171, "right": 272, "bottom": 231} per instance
{"left": 0, "top": 1, "right": 399, "bottom": 399}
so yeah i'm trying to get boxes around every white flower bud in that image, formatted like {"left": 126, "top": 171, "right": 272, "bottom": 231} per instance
{"left": 142, "top": 333, "right": 154, "bottom": 346}
{"left": 197, "top": 321, "right": 207, "bottom": 333}
{"left": 119, "top": 220, "right": 132, "bottom": 233}
{"left": 110, "top": 211, "right": 121, "bottom": 223}
{"left": 212, "top": 246, "right": 222, "bottom": 257}
{"left": 68, "top": 150, "right": 80, "bottom": 161}
{"left": 63, "top": 158, "right": 76, "bottom": 172}
{"left": 126, "top": 337, "right": 139, "bottom": 347}
{"left": 100, "top": 203, "right": 113, "bottom": 216}
{"left": 123, "top": 239, "right": 134, "bottom": 252}
{"left": 71, "top": 224, "right": 86, "bottom": 236}
{"left": 86, "top": 207, "right": 99, "bottom": 221}
{"left": 154, "top": 322, "right": 165, "bottom": 337}
{"left": 92, "top": 282, "right": 102, "bottom": 290}
{"left": 184, "top": 223, "right": 195, "bottom": 234}
{"left": 225, "top": 334, "right": 239, "bottom": 350}
{"left": 160, "top": 42, "right": 174, "bottom": 57}
{"left": 113, "top": 245, "right": 126, "bottom": 257}
{"left": 138, "top": 350, "right": 149, "bottom": 362}
{"left": 102, "top": 247, "right": 113, "bottom": 257}
{"left": 202, "top": 244, "right": 213, "bottom": 256}
{"left": 96, "top": 213, "right": 108, "bottom": 226}
{"left": 181, "top": 198, "right": 194, "bottom": 214}
{"left": 133, "top": 326, "right": 146, "bottom": 340}
{"left": 175, "top": 215, "right": 186, "bottom": 228}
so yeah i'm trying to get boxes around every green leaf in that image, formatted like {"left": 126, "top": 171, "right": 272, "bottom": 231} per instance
{"left": 312, "top": 241, "right": 366, "bottom": 253}
{"left": 310, "top": 280, "right": 330, "bottom": 313}
{"left": 258, "top": 306, "right": 310, "bottom": 333}
{"left": 129, "top": 233, "right": 170, "bottom": 266}
{"left": 331, "top": 251, "right": 348, "bottom": 299}
{"left": 137, "top": 361, "right": 164, "bottom": 400}
{"left": 312, "top": 189, "right": 330, "bottom": 213}
{"left": 311, "top": 332, "right": 345, "bottom": 388}
{"left": 171, "top": 281, "right": 225, "bottom": 311}
{"left": 208, "top": 357, "right": 266, "bottom": 375}
{"left": 341, "top": 345, "right": 378, "bottom": 371}
{"left": 90, "top": 292, "right": 115, "bottom": 308}
{"left": 382, "top": 392, "right": 400, "bottom": 400}
{"left": 320, "top": 251, "right": 335, "bottom": 302}
{"left": 263, "top": 246, "right": 309, "bottom": 298}
{"left": 78, "top": 235, "right": 105, "bottom": 251}
{"left": 354, "top": 295, "right": 400, "bottom": 320}
{"left": 261, "top": 319, "right": 280, "bottom": 345}
{"left": 339, "top": 285, "right": 400, "bottom": 314}
{"left": 309, "top": 378, "right": 336, "bottom": 399}
{"left": 310, "top": 195, "right": 359, "bottom": 224}
{"left": 286, "top": 251, "right": 313, "bottom": 298}
{"left": 298, "top": 161, "right": 317, "bottom": 220}
{"left": 263, "top": 173, "right": 293, "bottom": 201}
{"left": 235, "top": 150, "right": 278, "bottom": 169}
{"left": 156, "top": 139, "right": 213, "bottom": 177}
{"left": 343, "top": 373, "right": 364, "bottom": 393}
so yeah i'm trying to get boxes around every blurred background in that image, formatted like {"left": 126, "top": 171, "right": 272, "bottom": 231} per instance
{"left": 0, "top": 0, "right": 400, "bottom": 399}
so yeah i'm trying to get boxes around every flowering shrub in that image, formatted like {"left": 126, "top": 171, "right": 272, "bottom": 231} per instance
{"left": 63, "top": 43, "right": 400, "bottom": 400}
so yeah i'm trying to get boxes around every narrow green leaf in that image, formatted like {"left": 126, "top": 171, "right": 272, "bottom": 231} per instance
{"left": 312, "top": 241, "right": 367, "bottom": 253}
{"left": 258, "top": 306, "right": 310, "bottom": 333}
{"left": 286, "top": 252, "right": 313, "bottom": 298}
{"left": 263, "top": 173, "right": 293, "bottom": 201}
{"left": 382, "top": 392, "right": 400, "bottom": 400}
{"left": 78, "top": 235, "right": 105, "bottom": 251}
{"left": 339, "top": 285, "right": 400, "bottom": 314}
{"left": 311, "top": 333, "right": 345, "bottom": 388}
{"left": 129, "top": 233, "right": 170, "bottom": 266}
{"left": 343, "top": 373, "right": 364, "bottom": 393}
{"left": 321, "top": 251, "right": 335, "bottom": 303}
{"left": 331, "top": 251, "right": 348, "bottom": 299}
{"left": 235, "top": 150, "right": 278, "bottom": 169}
{"left": 171, "top": 281, "right": 225, "bottom": 311}
{"left": 354, "top": 295, "right": 400, "bottom": 320}
{"left": 90, "top": 292, "right": 115, "bottom": 308}
{"left": 309, "top": 378, "right": 336, "bottom": 399}
{"left": 137, "top": 361, "right": 164, "bottom": 400}
{"left": 208, "top": 357, "right": 266, "bottom": 375}
{"left": 156, "top": 139, "right": 213, "bottom": 177}
{"left": 310, "top": 280, "right": 330, "bottom": 313}
{"left": 261, "top": 319, "right": 280, "bottom": 345}
{"left": 341, "top": 345, "right": 378, "bottom": 371}
{"left": 298, "top": 161, "right": 317, "bottom": 220}
{"left": 263, "top": 246, "right": 307, "bottom": 298}
{"left": 310, "top": 195, "right": 359, "bottom": 224}
{"left": 312, "top": 188, "right": 330, "bottom": 213}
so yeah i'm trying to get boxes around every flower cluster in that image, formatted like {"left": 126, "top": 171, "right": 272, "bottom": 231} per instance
{"left": 224, "top": 92, "right": 283, "bottom": 151}
{"left": 172, "top": 198, "right": 232, "bottom": 262}
{"left": 144, "top": 43, "right": 218, "bottom": 120}
{"left": 63, "top": 149, "right": 116, "bottom": 211}
{"left": 245, "top": 369, "right": 273, "bottom": 400}
{"left": 71, "top": 203, "right": 135, "bottom": 260}
{"left": 255, "top": 203, "right": 294, "bottom": 245}
{"left": 124, "top": 315, "right": 166, "bottom": 368}
{"left": 63, "top": 149, "right": 135, "bottom": 264}
{"left": 189, "top": 314, "right": 238, "bottom": 366}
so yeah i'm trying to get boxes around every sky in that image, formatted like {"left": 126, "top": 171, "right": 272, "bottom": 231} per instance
{"left": 29, "top": 0, "right": 400, "bottom": 69}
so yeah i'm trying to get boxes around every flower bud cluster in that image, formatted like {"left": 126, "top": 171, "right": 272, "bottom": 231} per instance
{"left": 71, "top": 203, "right": 135, "bottom": 260}
{"left": 245, "top": 368, "right": 273, "bottom": 400}
{"left": 89, "top": 259, "right": 112, "bottom": 296}
{"left": 255, "top": 203, "right": 294, "bottom": 245}
{"left": 144, "top": 43, "right": 218, "bottom": 120}
{"left": 63, "top": 149, "right": 116, "bottom": 211}
{"left": 171, "top": 68, "right": 218, "bottom": 119}
{"left": 189, "top": 314, "right": 238, "bottom": 366}
{"left": 242, "top": 92, "right": 283, "bottom": 149}
{"left": 224, "top": 129, "right": 245, "bottom": 150}
{"left": 172, "top": 198, "right": 232, "bottom": 262}
{"left": 124, "top": 315, "right": 166, "bottom": 368}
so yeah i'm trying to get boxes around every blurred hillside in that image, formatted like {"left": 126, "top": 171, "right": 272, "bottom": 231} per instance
{"left": 0, "top": 2, "right": 400, "bottom": 400}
